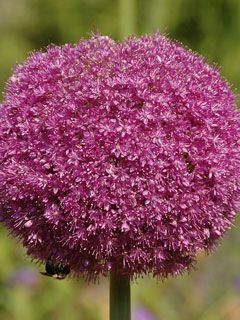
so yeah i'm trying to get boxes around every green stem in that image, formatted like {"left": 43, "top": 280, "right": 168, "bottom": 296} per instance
{"left": 110, "top": 271, "right": 131, "bottom": 320}
{"left": 119, "top": 0, "right": 137, "bottom": 39}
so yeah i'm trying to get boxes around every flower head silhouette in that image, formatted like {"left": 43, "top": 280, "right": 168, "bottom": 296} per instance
{"left": 0, "top": 34, "right": 239, "bottom": 280}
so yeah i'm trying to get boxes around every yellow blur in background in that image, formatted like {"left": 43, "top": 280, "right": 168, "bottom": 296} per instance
{"left": 0, "top": 1, "right": 240, "bottom": 319}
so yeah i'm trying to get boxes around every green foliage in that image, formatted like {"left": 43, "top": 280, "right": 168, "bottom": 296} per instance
{"left": 0, "top": 1, "right": 240, "bottom": 319}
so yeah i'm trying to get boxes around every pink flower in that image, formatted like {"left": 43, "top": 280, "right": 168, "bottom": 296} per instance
{"left": 0, "top": 34, "right": 239, "bottom": 280}
{"left": 8, "top": 267, "right": 40, "bottom": 287}
{"left": 133, "top": 306, "right": 157, "bottom": 320}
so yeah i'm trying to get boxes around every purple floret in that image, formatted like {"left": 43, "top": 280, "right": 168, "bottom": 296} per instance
{"left": 133, "top": 306, "right": 157, "bottom": 320}
{"left": 8, "top": 267, "right": 39, "bottom": 286}
{"left": 0, "top": 34, "right": 239, "bottom": 280}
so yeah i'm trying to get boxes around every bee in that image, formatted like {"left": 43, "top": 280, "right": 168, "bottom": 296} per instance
{"left": 41, "top": 258, "right": 70, "bottom": 280}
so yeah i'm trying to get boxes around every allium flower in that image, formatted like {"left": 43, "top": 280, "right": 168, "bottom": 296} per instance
{"left": 8, "top": 267, "right": 40, "bottom": 287}
{"left": 0, "top": 34, "right": 239, "bottom": 280}
{"left": 133, "top": 306, "right": 157, "bottom": 320}
{"left": 232, "top": 275, "right": 240, "bottom": 292}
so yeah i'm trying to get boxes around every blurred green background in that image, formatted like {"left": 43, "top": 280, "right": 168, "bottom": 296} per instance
{"left": 0, "top": 0, "right": 240, "bottom": 319}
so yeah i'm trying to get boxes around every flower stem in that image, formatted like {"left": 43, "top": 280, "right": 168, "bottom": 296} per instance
{"left": 118, "top": 0, "right": 137, "bottom": 39}
{"left": 110, "top": 271, "right": 131, "bottom": 320}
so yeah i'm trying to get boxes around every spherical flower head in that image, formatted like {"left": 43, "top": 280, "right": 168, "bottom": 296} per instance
{"left": 0, "top": 33, "right": 240, "bottom": 281}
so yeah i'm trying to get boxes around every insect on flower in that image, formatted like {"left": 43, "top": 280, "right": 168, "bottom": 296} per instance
{"left": 40, "top": 258, "right": 70, "bottom": 280}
